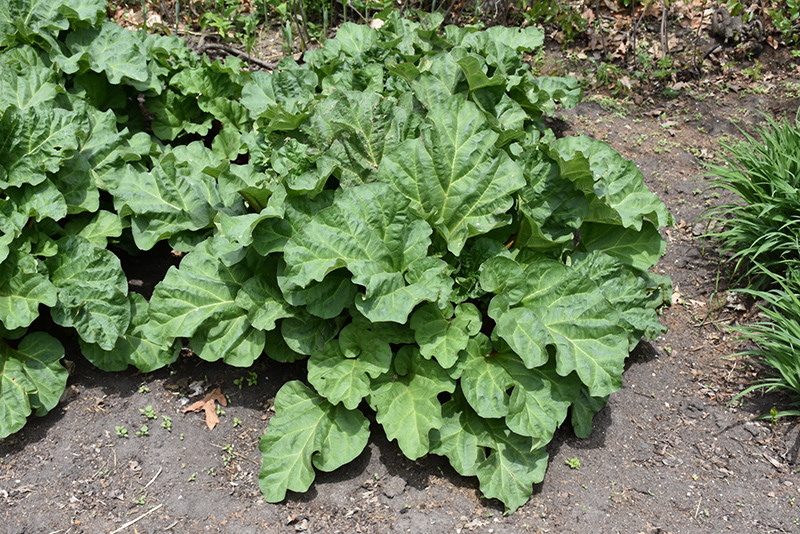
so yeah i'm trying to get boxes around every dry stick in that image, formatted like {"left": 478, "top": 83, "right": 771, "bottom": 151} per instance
{"left": 594, "top": 0, "right": 608, "bottom": 60}
{"left": 109, "top": 504, "right": 164, "bottom": 534}
{"left": 201, "top": 43, "right": 281, "bottom": 70}
{"left": 630, "top": 0, "right": 636, "bottom": 68}
{"left": 660, "top": 0, "right": 668, "bottom": 58}
{"left": 142, "top": 466, "right": 163, "bottom": 489}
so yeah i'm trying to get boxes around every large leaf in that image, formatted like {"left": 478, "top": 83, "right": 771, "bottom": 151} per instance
{"left": 549, "top": 135, "right": 672, "bottom": 230}
{"left": 0, "top": 66, "right": 60, "bottom": 110}
{"left": 488, "top": 259, "right": 629, "bottom": 397}
{"left": 0, "top": 333, "right": 67, "bottom": 439}
{"left": 112, "top": 152, "right": 217, "bottom": 250}
{"left": 47, "top": 236, "right": 130, "bottom": 350}
{"left": 369, "top": 346, "right": 455, "bottom": 459}
{"left": 459, "top": 335, "right": 580, "bottom": 447}
{"left": 258, "top": 381, "right": 370, "bottom": 502}
{"left": 0, "top": 106, "right": 80, "bottom": 189}
{"left": 284, "top": 183, "right": 447, "bottom": 323}
{"left": 410, "top": 302, "right": 481, "bottom": 369}
{"left": 147, "top": 240, "right": 264, "bottom": 366}
{"left": 0, "top": 251, "right": 57, "bottom": 331}
{"left": 308, "top": 324, "right": 392, "bottom": 409}
{"left": 430, "top": 392, "right": 549, "bottom": 514}
{"left": 80, "top": 293, "right": 180, "bottom": 372}
{"left": 378, "top": 95, "right": 525, "bottom": 255}
{"left": 65, "top": 22, "right": 149, "bottom": 85}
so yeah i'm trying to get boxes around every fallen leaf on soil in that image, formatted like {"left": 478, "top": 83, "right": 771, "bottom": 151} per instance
{"left": 182, "top": 387, "right": 227, "bottom": 430}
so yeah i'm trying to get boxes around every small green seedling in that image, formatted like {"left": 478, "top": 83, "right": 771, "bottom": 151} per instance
{"left": 138, "top": 384, "right": 150, "bottom": 394}
{"left": 233, "top": 417, "right": 242, "bottom": 428}
{"left": 115, "top": 426, "right": 128, "bottom": 438}
{"left": 161, "top": 415, "right": 172, "bottom": 431}
{"left": 565, "top": 457, "right": 581, "bottom": 470}
{"left": 136, "top": 425, "right": 149, "bottom": 437}
{"left": 140, "top": 405, "right": 156, "bottom": 419}
{"left": 246, "top": 371, "right": 258, "bottom": 386}
{"left": 187, "top": 472, "right": 196, "bottom": 482}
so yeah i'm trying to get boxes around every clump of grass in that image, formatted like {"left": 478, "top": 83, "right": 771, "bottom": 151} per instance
{"left": 729, "top": 268, "right": 800, "bottom": 419}
{"left": 703, "top": 115, "right": 800, "bottom": 289}
{"left": 706, "top": 115, "right": 800, "bottom": 416}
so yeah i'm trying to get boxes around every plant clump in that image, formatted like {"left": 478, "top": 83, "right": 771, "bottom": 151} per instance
{"left": 0, "top": 0, "right": 671, "bottom": 512}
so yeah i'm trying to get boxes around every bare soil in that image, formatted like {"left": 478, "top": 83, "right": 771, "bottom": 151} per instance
{"left": 4, "top": 24, "right": 800, "bottom": 534}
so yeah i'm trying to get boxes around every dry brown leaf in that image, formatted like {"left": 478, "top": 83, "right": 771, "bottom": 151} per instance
{"left": 182, "top": 387, "right": 228, "bottom": 430}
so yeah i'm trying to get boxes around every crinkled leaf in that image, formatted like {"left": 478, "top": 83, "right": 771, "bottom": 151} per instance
{"left": 147, "top": 240, "right": 263, "bottom": 365}
{"left": 571, "top": 388, "right": 609, "bottom": 439}
{"left": 280, "top": 311, "right": 338, "bottom": 356}
{"left": 0, "top": 333, "right": 66, "bottom": 439}
{"left": 430, "top": 392, "right": 548, "bottom": 514}
{"left": 0, "top": 106, "right": 80, "bottom": 189}
{"left": 251, "top": 192, "right": 334, "bottom": 256}
{"left": 80, "top": 293, "right": 179, "bottom": 372}
{"left": 549, "top": 135, "right": 672, "bottom": 230}
{"left": 284, "top": 183, "right": 440, "bottom": 323}
{"left": 0, "top": 251, "right": 57, "bottom": 330}
{"left": 112, "top": 153, "right": 216, "bottom": 250}
{"left": 65, "top": 23, "right": 149, "bottom": 84}
{"left": 308, "top": 324, "right": 392, "bottom": 409}
{"left": 64, "top": 210, "right": 123, "bottom": 248}
{"left": 459, "top": 335, "right": 580, "bottom": 447}
{"left": 235, "top": 256, "right": 297, "bottom": 331}
{"left": 489, "top": 259, "right": 628, "bottom": 397}
{"left": 0, "top": 66, "right": 60, "bottom": 110}
{"left": 146, "top": 89, "right": 212, "bottom": 141}
{"left": 369, "top": 346, "right": 455, "bottom": 459}
{"left": 378, "top": 96, "right": 525, "bottom": 255}
{"left": 259, "top": 381, "right": 370, "bottom": 502}
{"left": 48, "top": 236, "right": 130, "bottom": 350}
{"left": 8, "top": 178, "right": 68, "bottom": 223}
{"left": 411, "top": 302, "right": 481, "bottom": 368}
{"left": 579, "top": 221, "right": 665, "bottom": 272}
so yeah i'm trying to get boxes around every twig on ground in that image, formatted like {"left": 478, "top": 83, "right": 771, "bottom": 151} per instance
{"left": 200, "top": 43, "right": 281, "bottom": 70}
{"left": 109, "top": 503, "right": 164, "bottom": 534}
{"left": 142, "top": 466, "right": 163, "bottom": 489}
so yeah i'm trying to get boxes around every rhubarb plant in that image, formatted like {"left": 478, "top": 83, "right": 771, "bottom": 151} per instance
{"left": 0, "top": 1, "right": 671, "bottom": 513}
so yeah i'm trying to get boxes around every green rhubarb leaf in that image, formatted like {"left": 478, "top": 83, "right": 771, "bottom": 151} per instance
{"left": 579, "top": 221, "right": 665, "bottom": 272}
{"left": 0, "top": 66, "right": 60, "bottom": 110}
{"left": 459, "top": 334, "right": 580, "bottom": 447}
{"left": 549, "top": 135, "right": 672, "bottom": 230}
{"left": 0, "top": 333, "right": 67, "bottom": 439}
{"left": 65, "top": 22, "right": 149, "bottom": 85}
{"left": 308, "top": 324, "right": 392, "bottom": 409}
{"left": 411, "top": 302, "right": 481, "bottom": 369}
{"left": 323, "top": 90, "right": 420, "bottom": 186}
{"left": 147, "top": 240, "right": 263, "bottom": 365}
{"left": 146, "top": 89, "right": 212, "bottom": 141}
{"left": 251, "top": 192, "right": 334, "bottom": 256}
{"left": 0, "top": 251, "right": 57, "bottom": 331}
{"left": 489, "top": 259, "right": 629, "bottom": 397}
{"left": 430, "top": 392, "right": 548, "bottom": 514}
{"left": 8, "top": 178, "right": 68, "bottom": 223}
{"left": 369, "top": 346, "right": 455, "bottom": 460}
{"left": 48, "top": 236, "right": 130, "bottom": 350}
{"left": 112, "top": 152, "right": 216, "bottom": 250}
{"left": 79, "top": 293, "right": 179, "bottom": 372}
{"left": 241, "top": 68, "right": 318, "bottom": 117}
{"left": 258, "top": 380, "right": 370, "bottom": 502}
{"left": 280, "top": 311, "right": 338, "bottom": 356}
{"left": 378, "top": 95, "right": 525, "bottom": 255}
{"left": 278, "top": 271, "right": 357, "bottom": 320}
{"left": 0, "top": 106, "right": 80, "bottom": 189}
{"left": 64, "top": 210, "right": 123, "bottom": 248}
{"left": 235, "top": 256, "right": 297, "bottom": 331}
{"left": 571, "top": 387, "right": 609, "bottom": 439}
{"left": 284, "top": 183, "right": 441, "bottom": 323}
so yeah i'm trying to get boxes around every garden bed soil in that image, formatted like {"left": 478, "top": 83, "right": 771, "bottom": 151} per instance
{"left": 4, "top": 38, "right": 800, "bottom": 534}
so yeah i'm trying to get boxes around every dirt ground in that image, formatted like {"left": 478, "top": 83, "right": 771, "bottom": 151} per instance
{"left": 4, "top": 21, "right": 800, "bottom": 534}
